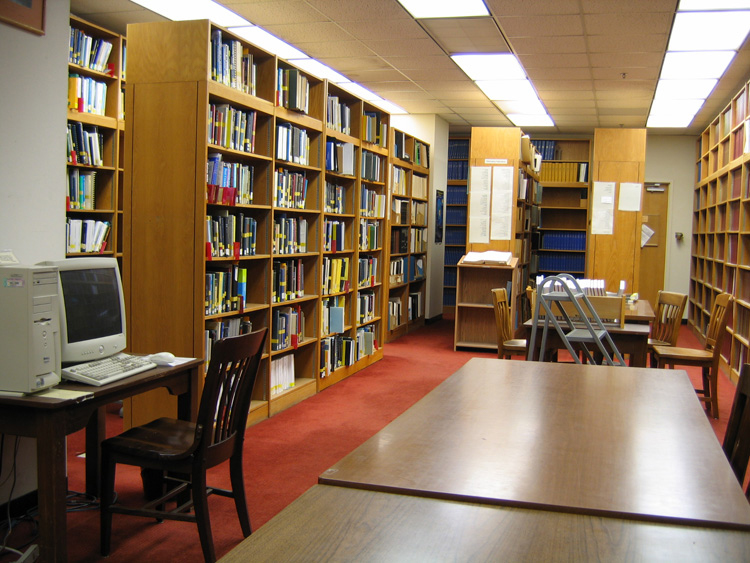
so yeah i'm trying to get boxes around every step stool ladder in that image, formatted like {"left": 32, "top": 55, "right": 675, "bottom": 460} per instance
{"left": 527, "top": 274, "right": 626, "bottom": 366}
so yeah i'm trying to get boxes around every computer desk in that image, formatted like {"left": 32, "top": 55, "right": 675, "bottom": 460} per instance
{"left": 0, "top": 359, "right": 202, "bottom": 563}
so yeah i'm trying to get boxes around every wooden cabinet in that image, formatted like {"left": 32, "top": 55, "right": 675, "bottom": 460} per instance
{"left": 532, "top": 139, "right": 591, "bottom": 277}
{"left": 693, "top": 80, "right": 750, "bottom": 383}
{"left": 385, "top": 129, "right": 430, "bottom": 342}
{"left": 66, "top": 15, "right": 126, "bottom": 259}
{"left": 123, "top": 20, "right": 388, "bottom": 426}
{"left": 454, "top": 257, "right": 519, "bottom": 351}
{"left": 443, "top": 137, "right": 469, "bottom": 319}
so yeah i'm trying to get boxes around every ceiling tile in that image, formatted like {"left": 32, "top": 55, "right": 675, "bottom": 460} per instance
{"left": 303, "top": 0, "right": 411, "bottom": 21}
{"left": 341, "top": 18, "right": 425, "bottom": 41}
{"left": 549, "top": 107, "right": 598, "bottom": 116}
{"left": 533, "top": 79, "right": 594, "bottom": 91}
{"left": 401, "top": 68, "right": 467, "bottom": 82}
{"left": 581, "top": 0, "right": 676, "bottom": 13}
{"left": 538, "top": 90, "right": 596, "bottom": 101}
{"left": 588, "top": 52, "right": 664, "bottom": 68}
{"left": 512, "top": 36, "right": 587, "bottom": 54}
{"left": 228, "top": 1, "right": 327, "bottom": 25}
{"left": 316, "top": 56, "right": 392, "bottom": 71}
{"left": 381, "top": 55, "right": 458, "bottom": 71}
{"left": 586, "top": 34, "right": 668, "bottom": 53}
{"left": 597, "top": 116, "right": 648, "bottom": 126}
{"left": 363, "top": 38, "right": 445, "bottom": 57}
{"left": 519, "top": 53, "right": 591, "bottom": 69}
{"left": 290, "top": 40, "right": 375, "bottom": 58}
{"left": 264, "top": 22, "right": 356, "bottom": 44}
{"left": 527, "top": 67, "right": 593, "bottom": 81}
{"left": 344, "top": 68, "right": 406, "bottom": 82}
{"left": 583, "top": 12, "right": 673, "bottom": 36}
{"left": 486, "top": 0, "right": 582, "bottom": 17}
{"left": 500, "top": 15, "right": 584, "bottom": 37}
{"left": 360, "top": 81, "right": 422, "bottom": 93}
{"left": 591, "top": 67, "right": 659, "bottom": 81}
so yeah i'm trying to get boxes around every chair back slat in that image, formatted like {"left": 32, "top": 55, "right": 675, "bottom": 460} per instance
{"left": 723, "top": 364, "right": 750, "bottom": 488}
{"left": 492, "top": 288, "right": 513, "bottom": 345}
{"left": 705, "top": 293, "right": 732, "bottom": 356}
{"left": 651, "top": 291, "right": 687, "bottom": 345}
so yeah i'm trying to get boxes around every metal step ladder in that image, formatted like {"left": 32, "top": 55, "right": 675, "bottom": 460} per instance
{"left": 527, "top": 274, "right": 626, "bottom": 366}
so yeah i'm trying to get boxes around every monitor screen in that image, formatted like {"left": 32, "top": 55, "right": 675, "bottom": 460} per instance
{"left": 39, "top": 258, "right": 127, "bottom": 364}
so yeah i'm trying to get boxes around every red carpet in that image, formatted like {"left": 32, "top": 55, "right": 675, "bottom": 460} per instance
{"left": 4, "top": 320, "right": 738, "bottom": 562}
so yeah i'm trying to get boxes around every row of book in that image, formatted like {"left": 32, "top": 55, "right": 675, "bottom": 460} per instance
{"left": 274, "top": 168, "right": 308, "bottom": 209}
{"left": 359, "top": 219, "right": 381, "bottom": 251}
{"left": 414, "top": 141, "right": 429, "bottom": 169}
{"left": 273, "top": 215, "right": 308, "bottom": 255}
{"left": 448, "top": 139, "right": 470, "bottom": 159}
{"left": 408, "top": 291, "right": 423, "bottom": 321}
{"left": 320, "top": 335, "right": 356, "bottom": 377}
{"left": 361, "top": 185, "right": 387, "bottom": 218}
{"left": 446, "top": 206, "right": 467, "bottom": 225}
{"left": 362, "top": 111, "right": 387, "bottom": 147}
{"left": 277, "top": 122, "right": 310, "bottom": 165}
{"left": 412, "top": 174, "right": 428, "bottom": 199}
{"left": 357, "top": 290, "right": 377, "bottom": 324}
{"left": 447, "top": 160, "right": 469, "bottom": 181}
{"left": 443, "top": 267, "right": 457, "bottom": 288}
{"left": 392, "top": 166, "right": 408, "bottom": 196}
{"left": 324, "top": 219, "right": 346, "bottom": 252}
{"left": 390, "top": 257, "right": 405, "bottom": 285}
{"left": 446, "top": 185, "right": 468, "bottom": 205}
{"left": 535, "top": 140, "right": 562, "bottom": 161}
{"left": 443, "top": 287, "right": 456, "bottom": 306}
{"left": 210, "top": 29, "right": 257, "bottom": 96}
{"left": 409, "top": 255, "right": 425, "bottom": 281}
{"left": 68, "top": 74, "right": 107, "bottom": 115}
{"left": 206, "top": 212, "right": 257, "bottom": 258}
{"left": 322, "top": 256, "right": 350, "bottom": 295}
{"left": 444, "top": 226, "right": 466, "bottom": 246}
{"left": 322, "top": 297, "right": 345, "bottom": 335}
{"left": 67, "top": 169, "right": 97, "bottom": 210}
{"left": 325, "top": 140, "right": 355, "bottom": 175}
{"left": 326, "top": 95, "right": 352, "bottom": 135}
{"left": 540, "top": 161, "right": 588, "bottom": 184}
{"left": 271, "top": 353, "right": 295, "bottom": 396}
{"left": 272, "top": 258, "right": 305, "bottom": 303}
{"left": 358, "top": 255, "right": 379, "bottom": 288}
{"left": 392, "top": 198, "right": 409, "bottom": 225}
{"left": 324, "top": 181, "right": 346, "bottom": 214}
{"left": 411, "top": 201, "right": 427, "bottom": 225}
{"left": 204, "top": 315, "right": 253, "bottom": 367}
{"left": 388, "top": 297, "right": 402, "bottom": 329}
{"left": 271, "top": 304, "right": 305, "bottom": 352}
{"left": 66, "top": 121, "right": 105, "bottom": 167}
{"left": 361, "top": 151, "right": 384, "bottom": 182}
{"left": 536, "top": 252, "right": 586, "bottom": 273}
{"left": 540, "top": 231, "right": 586, "bottom": 251}
{"left": 390, "top": 227, "right": 409, "bottom": 255}
{"left": 206, "top": 153, "right": 254, "bottom": 205}
{"left": 393, "top": 130, "right": 409, "bottom": 161}
{"left": 443, "top": 247, "right": 464, "bottom": 266}
{"left": 66, "top": 218, "right": 109, "bottom": 254}
{"left": 205, "top": 265, "right": 248, "bottom": 316}
{"left": 208, "top": 103, "right": 257, "bottom": 153}
{"left": 276, "top": 68, "right": 310, "bottom": 114}
{"left": 69, "top": 26, "right": 113, "bottom": 74}
{"left": 411, "top": 228, "right": 427, "bottom": 253}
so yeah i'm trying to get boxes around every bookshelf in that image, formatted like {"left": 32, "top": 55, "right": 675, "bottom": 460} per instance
{"left": 443, "top": 137, "right": 470, "bottom": 319}
{"left": 531, "top": 139, "right": 591, "bottom": 277}
{"left": 385, "top": 128, "right": 430, "bottom": 343}
{"left": 693, "top": 79, "right": 750, "bottom": 383}
{"left": 66, "top": 15, "right": 126, "bottom": 259}
{"left": 124, "top": 20, "right": 390, "bottom": 425}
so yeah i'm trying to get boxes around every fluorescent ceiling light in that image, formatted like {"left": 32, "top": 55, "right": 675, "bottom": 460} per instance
{"left": 477, "top": 79, "right": 537, "bottom": 101}
{"left": 654, "top": 78, "right": 718, "bottom": 99}
{"left": 337, "top": 82, "right": 380, "bottom": 101}
{"left": 668, "top": 11, "right": 750, "bottom": 51}
{"left": 660, "top": 51, "right": 735, "bottom": 79}
{"left": 507, "top": 114, "right": 554, "bottom": 127}
{"left": 396, "top": 0, "right": 489, "bottom": 19}
{"left": 131, "top": 0, "right": 248, "bottom": 27}
{"left": 493, "top": 99, "right": 547, "bottom": 115}
{"left": 287, "top": 58, "right": 348, "bottom": 82}
{"left": 229, "top": 26, "right": 307, "bottom": 59}
{"left": 451, "top": 54, "right": 525, "bottom": 81}
{"left": 369, "top": 99, "right": 408, "bottom": 114}
{"left": 650, "top": 98, "right": 704, "bottom": 117}
{"left": 647, "top": 114, "right": 697, "bottom": 127}
{"left": 679, "top": 0, "right": 750, "bottom": 10}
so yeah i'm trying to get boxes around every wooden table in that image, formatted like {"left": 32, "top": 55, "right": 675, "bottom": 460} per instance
{"left": 220, "top": 485, "right": 750, "bottom": 562}
{"left": 522, "top": 319, "right": 651, "bottom": 366}
{"left": 319, "top": 359, "right": 750, "bottom": 530}
{"left": 0, "top": 359, "right": 201, "bottom": 563}
{"left": 627, "top": 298, "right": 656, "bottom": 323}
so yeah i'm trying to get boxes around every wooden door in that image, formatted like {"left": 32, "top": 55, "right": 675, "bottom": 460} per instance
{"left": 638, "top": 183, "right": 669, "bottom": 309}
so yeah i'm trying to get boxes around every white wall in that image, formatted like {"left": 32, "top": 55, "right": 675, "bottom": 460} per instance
{"left": 0, "top": 0, "right": 70, "bottom": 501}
{"left": 644, "top": 135, "right": 695, "bottom": 299}
{"left": 390, "top": 114, "right": 449, "bottom": 320}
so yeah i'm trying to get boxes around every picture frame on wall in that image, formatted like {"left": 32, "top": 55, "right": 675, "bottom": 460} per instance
{"left": 0, "top": 0, "right": 45, "bottom": 36}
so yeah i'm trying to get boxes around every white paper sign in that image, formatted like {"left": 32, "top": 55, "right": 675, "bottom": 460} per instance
{"left": 490, "top": 166, "right": 513, "bottom": 241}
{"left": 619, "top": 182, "right": 642, "bottom": 211}
{"left": 591, "top": 181, "right": 615, "bottom": 235}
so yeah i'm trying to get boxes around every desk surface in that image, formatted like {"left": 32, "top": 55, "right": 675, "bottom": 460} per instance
{"left": 628, "top": 299, "right": 655, "bottom": 322}
{"left": 320, "top": 359, "right": 750, "bottom": 530}
{"left": 221, "top": 485, "right": 750, "bottom": 562}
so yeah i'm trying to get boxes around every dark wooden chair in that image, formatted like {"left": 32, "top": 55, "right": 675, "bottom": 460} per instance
{"left": 723, "top": 363, "right": 750, "bottom": 496}
{"left": 492, "top": 288, "right": 526, "bottom": 359}
{"left": 648, "top": 291, "right": 688, "bottom": 367}
{"left": 652, "top": 293, "right": 732, "bottom": 419}
{"left": 100, "top": 328, "right": 267, "bottom": 563}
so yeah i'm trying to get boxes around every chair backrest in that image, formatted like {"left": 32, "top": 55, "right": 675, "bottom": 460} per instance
{"left": 723, "top": 363, "right": 750, "bottom": 488}
{"left": 555, "top": 295, "right": 625, "bottom": 328}
{"left": 491, "top": 288, "right": 513, "bottom": 346}
{"left": 196, "top": 328, "right": 267, "bottom": 467}
{"left": 705, "top": 292, "right": 732, "bottom": 360}
{"left": 651, "top": 291, "right": 688, "bottom": 346}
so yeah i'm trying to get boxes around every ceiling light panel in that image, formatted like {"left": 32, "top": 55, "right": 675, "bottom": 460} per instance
{"left": 396, "top": 0, "right": 490, "bottom": 19}
{"left": 451, "top": 54, "right": 525, "bottom": 80}
{"left": 668, "top": 11, "right": 750, "bottom": 51}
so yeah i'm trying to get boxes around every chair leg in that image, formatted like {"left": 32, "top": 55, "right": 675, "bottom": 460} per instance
{"left": 230, "top": 454, "right": 251, "bottom": 537}
{"left": 704, "top": 366, "right": 719, "bottom": 420}
{"left": 192, "top": 468, "right": 216, "bottom": 563}
{"left": 100, "top": 452, "right": 116, "bottom": 556}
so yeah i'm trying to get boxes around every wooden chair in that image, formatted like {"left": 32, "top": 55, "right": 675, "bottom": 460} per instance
{"left": 648, "top": 291, "right": 688, "bottom": 367}
{"left": 491, "top": 287, "right": 526, "bottom": 359}
{"left": 652, "top": 293, "right": 732, "bottom": 419}
{"left": 100, "top": 328, "right": 267, "bottom": 563}
{"left": 723, "top": 363, "right": 750, "bottom": 495}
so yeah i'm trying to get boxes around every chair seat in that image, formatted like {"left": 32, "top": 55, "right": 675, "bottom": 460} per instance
{"left": 105, "top": 417, "right": 199, "bottom": 461}
{"left": 503, "top": 338, "right": 527, "bottom": 352}
{"left": 652, "top": 345, "right": 712, "bottom": 365}
{"left": 648, "top": 338, "right": 671, "bottom": 348}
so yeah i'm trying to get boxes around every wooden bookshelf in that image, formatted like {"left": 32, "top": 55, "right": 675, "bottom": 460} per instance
{"left": 693, "top": 80, "right": 750, "bottom": 383}
{"left": 531, "top": 138, "right": 591, "bottom": 278}
{"left": 123, "top": 20, "right": 392, "bottom": 425}
{"left": 66, "top": 15, "right": 126, "bottom": 260}
{"left": 443, "top": 137, "right": 470, "bottom": 319}
{"left": 385, "top": 128, "right": 430, "bottom": 342}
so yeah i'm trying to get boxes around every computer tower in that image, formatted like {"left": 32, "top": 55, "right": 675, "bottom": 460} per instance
{"left": 0, "top": 264, "right": 61, "bottom": 394}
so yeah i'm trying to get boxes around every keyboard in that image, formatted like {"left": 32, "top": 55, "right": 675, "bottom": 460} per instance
{"left": 62, "top": 353, "right": 158, "bottom": 386}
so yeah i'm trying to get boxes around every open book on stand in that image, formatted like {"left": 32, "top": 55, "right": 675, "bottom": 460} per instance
{"left": 461, "top": 251, "right": 513, "bottom": 265}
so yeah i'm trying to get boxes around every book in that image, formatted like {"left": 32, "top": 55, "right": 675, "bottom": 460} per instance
{"left": 462, "top": 251, "right": 513, "bottom": 265}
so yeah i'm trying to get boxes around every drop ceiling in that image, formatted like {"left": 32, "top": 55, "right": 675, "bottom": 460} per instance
{"left": 70, "top": 0, "right": 750, "bottom": 136}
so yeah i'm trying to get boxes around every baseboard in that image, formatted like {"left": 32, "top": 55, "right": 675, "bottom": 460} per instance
{"left": 0, "top": 489, "right": 37, "bottom": 519}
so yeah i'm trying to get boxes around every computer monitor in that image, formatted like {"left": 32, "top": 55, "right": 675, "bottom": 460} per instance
{"left": 39, "top": 258, "right": 126, "bottom": 365}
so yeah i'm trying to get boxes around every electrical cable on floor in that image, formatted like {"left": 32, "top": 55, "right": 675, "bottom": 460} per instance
{"left": 0, "top": 436, "right": 23, "bottom": 561}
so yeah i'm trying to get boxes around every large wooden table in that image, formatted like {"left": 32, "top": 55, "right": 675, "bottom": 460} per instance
{"left": 319, "top": 359, "right": 750, "bottom": 530}
{"left": 220, "top": 484, "right": 750, "bottom": 562}
{"left": 0, "top": 359, "right": 202, "bottom": 563}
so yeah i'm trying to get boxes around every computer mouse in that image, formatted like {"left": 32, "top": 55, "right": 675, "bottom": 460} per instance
{"left": 149, "top": 352, "right": 176, "bottom": 366}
